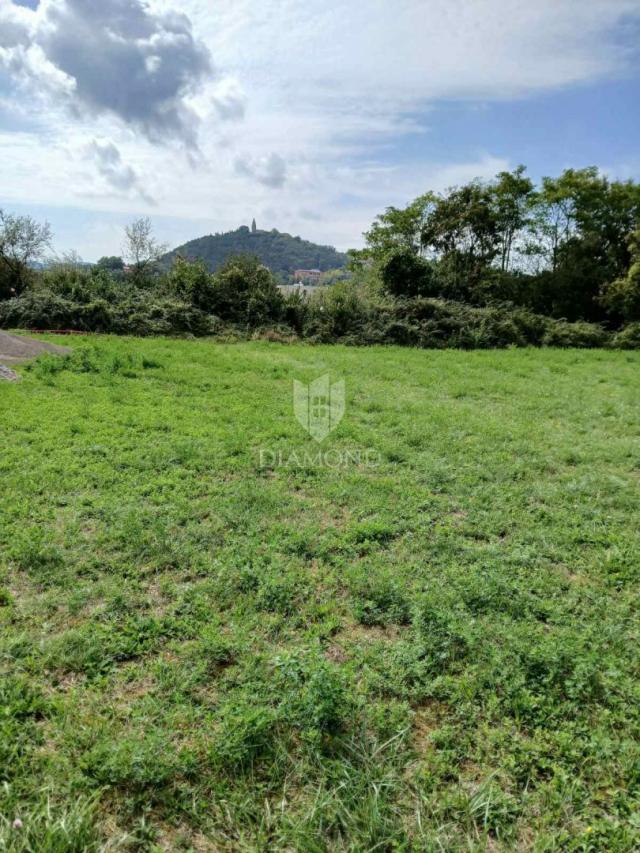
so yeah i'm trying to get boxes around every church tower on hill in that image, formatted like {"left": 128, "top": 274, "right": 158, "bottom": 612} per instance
{"left": 251, "top": 218, "right": 257, "bottom": 233}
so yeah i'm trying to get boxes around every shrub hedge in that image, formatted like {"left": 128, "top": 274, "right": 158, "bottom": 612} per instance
{"left": 0, "top": 290, "right": 218, "bottom": 337}
{"left": 0, "top": 261, "right": 635, "bottom": 348}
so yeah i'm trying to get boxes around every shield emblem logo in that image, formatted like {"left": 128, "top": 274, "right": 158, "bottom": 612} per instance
{"left": 293, "top": 374, "right": 345, "bottom": 442}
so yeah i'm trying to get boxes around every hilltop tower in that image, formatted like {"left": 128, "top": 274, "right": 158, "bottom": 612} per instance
{"left": 251, "top": 218, "right": 257, "bottom": 233}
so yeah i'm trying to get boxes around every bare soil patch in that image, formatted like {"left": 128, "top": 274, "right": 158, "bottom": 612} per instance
{"left": 0, "top": 331, "right": 70, "bottom": 377}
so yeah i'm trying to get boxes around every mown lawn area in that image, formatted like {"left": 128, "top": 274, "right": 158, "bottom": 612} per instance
{"left": 1, "top": 336, "right": 640, "bottom": 851}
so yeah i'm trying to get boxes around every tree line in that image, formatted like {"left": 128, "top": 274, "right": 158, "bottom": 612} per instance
{"left": 1, "top": 165, "right": 639, "bottom": 348}
{"left": 353, "top": 165, "right": 640, "bottom": 326}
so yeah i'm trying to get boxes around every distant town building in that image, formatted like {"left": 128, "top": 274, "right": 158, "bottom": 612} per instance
{"left": 251, "top": 218, "right": 257, "bottom": 233}
{"left": 293, "top": 269, "right": 322, "bottom": 283}
{"left": 278, "top": 282, "right": 318, "bottom": 296}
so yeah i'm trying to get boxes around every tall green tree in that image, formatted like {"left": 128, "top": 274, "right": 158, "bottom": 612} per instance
{"left": 492, "top": 166, "right": 535, "bottom": 273}
{"left": 123, "top": 218, "right": 167, "bottom": 287}
{"left": 600, "top": 229, "right": 640, "bottom": 322}
{"left": 358, "top": 165, "right": 640, "bottom": 321}
{"left": 526, "top": 168, "right": 640, "bottom": 319}
{"left": 96, "top": 256, "right": 125, "bottom": 272}
{"left": 0, "top": 209, "right": 52, "bottom": 299}
{"left": 356, "top": 194, "right": 436, "bottom": 262}
{"left": 421, "top": 181, "right": 501, "bottom": 297}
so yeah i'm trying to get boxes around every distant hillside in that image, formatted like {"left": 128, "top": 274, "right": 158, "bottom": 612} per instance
{"left": 163, "top": 225, "right": 348, "bottom": 277}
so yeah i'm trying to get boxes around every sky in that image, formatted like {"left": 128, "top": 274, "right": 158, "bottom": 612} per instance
{"left": 0, "top": 0, "right": 639, "bottom": 261}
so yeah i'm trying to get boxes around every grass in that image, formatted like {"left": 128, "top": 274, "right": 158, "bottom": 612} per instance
{"left": 1, "top": 335, "right": 640, "bottom": 850}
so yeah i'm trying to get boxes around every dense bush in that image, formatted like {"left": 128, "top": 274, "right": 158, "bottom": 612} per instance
{"left": 380, "top": 249, "right": 436, "bottom": 298}
{"left": 387, "top": 299, "right": 548, "bottom": 348}
{"left": 301, "top": 280, "right": 376, "bottom": 342}
{"left": 612, "top": 322, "right": 640, "bottom": 349}
{"left": 0, "top": 291, "right": 106, "bottom": 331}
{"left": 0, "top": 289, "right": 217, "bottom": 336}
{"left": 108, "top": 296, "right": 218, "bottom": 337}
{"left": 541, "top": 319, "right": 609, "bottom": 348}
{"left": 4, "top": 252, "right": 640, "bottom": 348}
{"left": 600, "top": 229, "right": 640, "bottom": 322}
{"left": 206, "top": 254, "right": 284, "bottom": 326}
{"left": 0, "top": 261, "right": 30, "bottom": 301}
{"left": 166, "top": 256, "right": 216, "bottom": 313}
{"left": 38, "top": 264, "right": 125, "bottom": 304}
{"left": 294, "top": 290, "right": 611, "bottom": 349}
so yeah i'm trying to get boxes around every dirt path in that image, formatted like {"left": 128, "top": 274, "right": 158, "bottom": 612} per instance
{"left": 0, "top": 331, "right": 70, "bottom": 380}
{"left": 0, "top": 330, "right": 70, "bottom": 364}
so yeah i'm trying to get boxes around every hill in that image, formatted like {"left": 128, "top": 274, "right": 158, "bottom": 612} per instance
{"left": 163, "top": 224, "right": 348, "bottom": 277}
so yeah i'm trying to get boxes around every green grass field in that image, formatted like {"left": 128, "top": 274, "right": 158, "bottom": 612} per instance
{"left": 2, "top": 337, "right": 640, "bottom": 851}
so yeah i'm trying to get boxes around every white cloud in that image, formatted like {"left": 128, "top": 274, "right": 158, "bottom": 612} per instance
{"left": 191, "top": 0, "right": 640, "bottom": 101}
{"left": 210, "top": 76, "right": 246, "bottom": 121}
{"left": 234, "top": 152, "right": 287, "bottom": 188}
{"left": 0, "top": 2, "right": 30, "bottom": 48}
{"left": 1, "top": 0, "right": 214, "bottom": 145}
{"left": 0, "top": 0, "right": 639, "bottom": 258}
{"left": 87, "top": 139, "right": 155, "bottom": 204}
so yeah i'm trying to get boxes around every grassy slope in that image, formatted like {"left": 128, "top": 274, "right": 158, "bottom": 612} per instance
{"left": 1, "top": 337, "right": 639, "bottom": 851}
